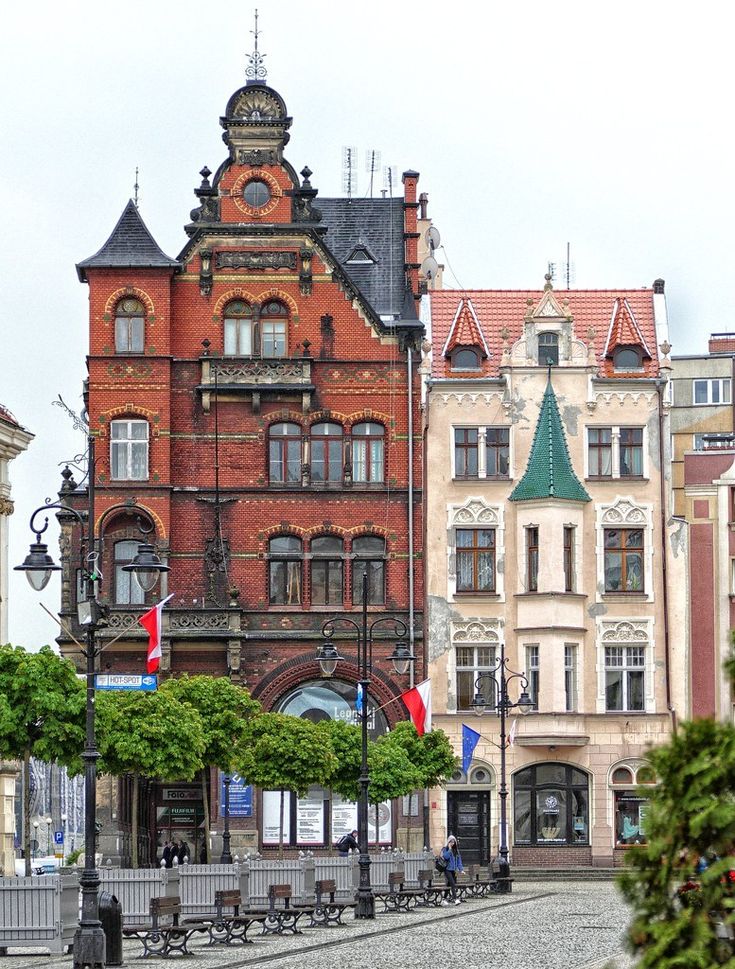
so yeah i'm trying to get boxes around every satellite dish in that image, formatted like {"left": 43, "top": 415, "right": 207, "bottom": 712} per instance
{"left": 426, "top": 226, "right": 441, "bottom": 250}
{"left": 421, "top": 256, "right": 439, "bottom": 280}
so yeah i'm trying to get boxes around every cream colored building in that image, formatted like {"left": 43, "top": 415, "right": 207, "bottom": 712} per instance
{"left": 422, "top": 277, "right": 687, "bottom": 868}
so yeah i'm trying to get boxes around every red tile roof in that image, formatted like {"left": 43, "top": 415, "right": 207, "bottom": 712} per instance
{"left": 429, "top": 288, "right": 660, "bottom": 380}
{"left": 444, "top": 299, "right": 489, "bottom": 357}
{"left": 0, "top": 404, "right": 21, "bottom": 427}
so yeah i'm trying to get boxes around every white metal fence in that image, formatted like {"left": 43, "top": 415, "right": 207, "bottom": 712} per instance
{"left": 0, "top": 872, "right": 78, "bottom": 954}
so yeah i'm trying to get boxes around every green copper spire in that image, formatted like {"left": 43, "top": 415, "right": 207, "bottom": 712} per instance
{"left": 510, "top": 377, "right": 590, "bottom": 502}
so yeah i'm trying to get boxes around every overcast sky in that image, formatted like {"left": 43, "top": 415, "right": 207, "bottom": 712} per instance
{"left": 2, "top": 1, "right": 731, "bottom": 649}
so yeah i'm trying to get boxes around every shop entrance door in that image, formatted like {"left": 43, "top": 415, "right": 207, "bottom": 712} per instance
{"left": 447, "top": 790, "right": 490, "bottom": 866}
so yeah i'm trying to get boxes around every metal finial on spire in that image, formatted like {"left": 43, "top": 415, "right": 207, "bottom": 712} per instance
{"left": 246, "top": 9, "right": 267, "bottom": 84}
{"left": 133, "top": 167, "right": 140, "bottom": 208}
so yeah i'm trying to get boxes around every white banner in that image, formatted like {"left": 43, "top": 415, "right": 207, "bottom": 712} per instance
{"left": 262, "top": 790, "right": 291, "bottom": 844}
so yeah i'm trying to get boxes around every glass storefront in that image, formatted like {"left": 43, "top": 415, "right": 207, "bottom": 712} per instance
{"left": 514, "top": 764, "right": 589, "bottom": 845}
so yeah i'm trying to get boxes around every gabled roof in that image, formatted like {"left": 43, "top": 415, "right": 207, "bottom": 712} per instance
{"left": 510, "top": 378, "right": 591, "bottom": 503}
{"left": 0, "top": 404, "right": 20, "bottom": 428}
{"left": 77, "top": 200, "right": 180, "bottom": 281}
{"left": 429, "top": 288, "right": 660, "bottom": 379}
{"left": 443, "top": 298, "right": 490, "bottom": 357}
{"left": 317, "top": 198, "right": 405, "bottom": 318}
{"left": 603, "top": 297, "right": 652, "bottom": 360}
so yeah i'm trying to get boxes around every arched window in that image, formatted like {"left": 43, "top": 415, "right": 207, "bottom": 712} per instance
{"left": 110, "top": 419, "right": 149, "bottom": 480}
{"left": 310, "top": 423, "right": 343, "bottom": 483}
{"left": 352, "top": 536, "right": 386, "bottom": 605}
{"left": 611, "top": 762, "right": 655, "bottom": 847}
{"left": 514, "top": 764, "right": 589, "bottom": 845}
{"left": 269, "top": 422, "right": 302, "bottom": 484}
{"left": 224, "top": 300, "right": 253, "bottom": 356}
{"left": 451, "top": 348, "right": 480, "bottom": 370}
{"left": 114, "top": 539, "right": 145, "bottom": 605}
{"left": 260, "top": 300, "right": 288, "bottom": 358}
{"left": 538, "top": 332, "right": 559, "bottom": 366}
{"left": 311, "top": 535, "right": 344, "bottom": 605}
{"left": 268, "top": 536, "right": 302, "bottom": 605}
{"left": 613, "top": 346, "right": 642, "bottom": 371}
{"left": 351, "top": 422, "right": 384, "bottom": 483}
{"left": 115, "top": 298, "right": 145, "bottom": 353}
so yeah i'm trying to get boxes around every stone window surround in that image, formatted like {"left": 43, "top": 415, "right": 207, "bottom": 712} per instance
{"left": 595, "top": 618, "right": 655, "bottom": 714}
{"left": 595, "top": 497, "right": 654, "bottom": 603}
{"left": 447, "top": 498, "right": 505, "bottom": 603}
{"left": 446, "top": 618, "right": 503, "bottom": 714}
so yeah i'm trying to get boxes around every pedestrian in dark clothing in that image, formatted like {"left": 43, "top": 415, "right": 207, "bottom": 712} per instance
{"left": 179, "top": 840, "right": 190, "bottom": 864}
{"left": 170, "top": 840, "right": 181, "bottom": 865}
{"left": 162, "top": 841, "right": 172, "bottom": 868}
{"left": 440, "top": 835, "right": 464, "bottom": 906}
{"left": 336, "top": 830, "right": 359, "bottom": 856}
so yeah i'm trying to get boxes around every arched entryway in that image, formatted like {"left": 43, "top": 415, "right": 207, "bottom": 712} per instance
{"left": 445, "top": 763, "right": 494, "bottom": 866}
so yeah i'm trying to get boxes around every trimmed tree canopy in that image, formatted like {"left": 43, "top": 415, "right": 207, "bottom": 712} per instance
{"left": 235, "top": 713, "right": 337, "bottom": 797}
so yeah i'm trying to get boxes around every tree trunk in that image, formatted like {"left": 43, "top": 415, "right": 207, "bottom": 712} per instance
{"left": 278, "top": 789, "right": 285, "bottom": 861}
{"left": 200, "top": 768, "right": 210, "bottom": 864}
{"left": 131, "top": 774, "right": 139, "bottom": 869}
{"left": 23, "top": 749, "right": 31, "bottom": 877}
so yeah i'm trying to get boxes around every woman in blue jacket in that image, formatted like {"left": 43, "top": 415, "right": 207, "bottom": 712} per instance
{"left": 440, "top": 835, "right": 464, "bottom": 906}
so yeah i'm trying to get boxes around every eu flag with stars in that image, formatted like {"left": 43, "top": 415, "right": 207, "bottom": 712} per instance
{"left": 462, "top": 724, "right": 481, "bottom": 774}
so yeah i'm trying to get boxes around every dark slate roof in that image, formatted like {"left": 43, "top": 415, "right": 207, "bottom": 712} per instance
{"left": 77, "top": 200, "right": 180, "bottom": 281}
{"left": 510, "top": 378, "right": 591, "bottom": 503}
{"left": 317, "top": 198, "right": 405, "bottom": 318}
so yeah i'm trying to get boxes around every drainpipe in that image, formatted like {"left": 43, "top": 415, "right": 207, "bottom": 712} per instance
{"left": 656, "top": 377, "right": 677, "bottom": 735}
{"left": 407, "top": 345, "right": 416, "bottom": 690}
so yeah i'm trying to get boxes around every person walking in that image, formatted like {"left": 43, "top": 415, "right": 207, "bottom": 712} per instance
{"left": 162, "top": 840, "right": 172, "bottom": 868}
{"left": 335, "top": 829, "right": 359, "bottom": 857}
{"left": 440, "top": 835, "right": 464, "bottom": 906}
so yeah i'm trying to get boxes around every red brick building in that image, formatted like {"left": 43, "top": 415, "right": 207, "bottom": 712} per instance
{"left": 61, "top": 69, "right": 426, "bottom": 864}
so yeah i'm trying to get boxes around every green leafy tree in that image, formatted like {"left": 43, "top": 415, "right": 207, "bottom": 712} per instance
{"left": 96, "top": 691, "right": 206, "bottom": 868}
{"left": 619, "top": 716, "right": 735, "bottom": 965}
{"left": 235, "top": 713, "right": 337, "bottom": 858}
{"left": 160, "top": 675, "right": 260, "bottom": 862}
{"left": 0, "top": 644, "right": 85, "bottom": 874}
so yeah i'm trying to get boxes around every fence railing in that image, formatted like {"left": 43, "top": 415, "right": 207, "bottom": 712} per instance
{"left": 98, "top": 850, "right": 435, "bottom": 925}
{"left": 0, "top": 872, "right": 78, "bottom": 954}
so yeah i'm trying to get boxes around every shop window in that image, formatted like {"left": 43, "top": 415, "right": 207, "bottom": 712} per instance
{"left": 268, "top": 536, "right": 302, "bottom": 605}
{"left": 351, "top": 422, "right": 384, "bottom": 483}
{"left": 269, "top": 422, "right": 302, "bottom": 484}
{"left": 456, "top": 528, "right": 495, "bottom": 593}
{"left": 455, "top": 644, "right": 496, "bottom": 711}
{"left": 310, "top": 422, "right": 343, "bottom": 483}
{"left": 513, "top": 764, "right": 589, "bottom": 845}
{"left": 114, "top": 539, "right": 145, "bottom": 605}
{"left": 604, "top": 528, "right": 644, "bottom": 593}
{"left": 611, "top": 763, "right": 654, "bottom": 847}
{"left": 110, "top": 419, "right": 149, "bottom": 480}
{"left": 311, "top": 535, "right": 343, "bottom": 606}
{"left": 223, "top": 300, "right": 253, "bottom": 356}
{"left": 114, "top": 298, "right": 145, "bottom": 353}
{"left": 351, "top": 536, "right": 386, "bottom": 605}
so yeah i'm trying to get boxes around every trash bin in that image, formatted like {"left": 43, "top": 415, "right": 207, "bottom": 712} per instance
{"left": 98, "top": 891, "right": 123, "bottom": 966}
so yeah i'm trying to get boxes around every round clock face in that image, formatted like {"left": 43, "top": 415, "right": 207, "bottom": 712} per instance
{"left": 243, "top": 179, "right": 271, "bottom": 209}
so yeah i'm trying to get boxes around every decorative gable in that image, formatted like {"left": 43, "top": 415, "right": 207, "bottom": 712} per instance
{"left": 442, "top": 298, "right": 490, "bottom": 358}
{"left": 603, "top": 298, "right": 652, "bottom": 372}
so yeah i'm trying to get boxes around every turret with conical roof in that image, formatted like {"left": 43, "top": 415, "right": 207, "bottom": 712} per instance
{"left": 76, "top": 200, "right": 180, "bottom": 282}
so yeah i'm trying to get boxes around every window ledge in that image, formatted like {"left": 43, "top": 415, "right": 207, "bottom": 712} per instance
{"left": 601, "top": 593, "right": 648, "bottom": 601}
{"left": 453, "top": 476, "right": 512, "bottom": 483}
{"left": 453, "top": 592, "right": 500, "bottom": 599}
{"left": 515, "top": 591, "right": 587, "bottom": 600}
{"left": 586, "top": 476, "right": 649, "bottom": 483}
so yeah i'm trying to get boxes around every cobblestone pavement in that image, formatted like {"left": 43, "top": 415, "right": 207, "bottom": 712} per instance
{"left": 0, "top": 881, "right": 637, "bottom": 968}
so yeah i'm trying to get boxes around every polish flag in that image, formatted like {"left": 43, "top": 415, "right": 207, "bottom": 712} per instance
{"left": 400, "top": 680, "right": 432, "bottom": 736}
{"left": 139, "top": 594, "right": 174, "bottom": 674}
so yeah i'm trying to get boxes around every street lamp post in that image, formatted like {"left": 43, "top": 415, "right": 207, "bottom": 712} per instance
{"left": 471, "top": 641, "right": 533, "bottom": 893}
{"left": 316, "top": 572, "right": 414, "bottom": 920}
{"left": 16, "top": 435, "right": 168, "bottom": 969}
{"left": 220, "top": 773, "right": 232, "bottom": 864}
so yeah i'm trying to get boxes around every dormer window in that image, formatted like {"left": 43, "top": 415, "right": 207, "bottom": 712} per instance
{"left": 538, "top": 332, "right": 559, "bottom": 366}
{"left": 613, "top": 346, "right": 642, "bottom": 372}
{"left": 346, "top": 245, "right": 377, "bottom": 265}
{"left": 451, "top": 348, "right": 481, "bottom": 370}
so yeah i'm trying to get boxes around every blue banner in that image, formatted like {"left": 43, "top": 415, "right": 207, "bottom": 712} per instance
{"left": 220, "top": 773, "right": 253, "bottom": 817}
{"left": 462, "top": 724, "right": 481, "bottom": 774}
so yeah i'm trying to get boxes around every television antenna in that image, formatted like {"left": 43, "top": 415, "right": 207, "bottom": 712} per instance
{"left": 365, "top": 149, "right": 382, "bottom": 197}
{"left": 342, "top": 146, "right": 358, "bottom": 199}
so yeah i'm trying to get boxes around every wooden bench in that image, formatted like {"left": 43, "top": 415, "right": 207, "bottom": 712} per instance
{"left": 258, "top": 884, "right": 314, "bottom": 935}
{"left": 309, "top": 879, "right": 356, "bottom": 926}
{"left": 122, "top": 895, "right": 207, "bottom": 958}
{"left": 184, "top": 889, "right": 267, "bottom": 946}
{"left": 373, "top": 872, "right": 423, "bottom": 913}
{"left": 414, "top": 868, "right": 447, "bottom": 907}
{"left": 466, "top": 863, "right": 503, "bottom": 896}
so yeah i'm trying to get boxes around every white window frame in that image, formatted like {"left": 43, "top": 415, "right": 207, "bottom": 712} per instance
{"left": 447, "top": 498, "right": 505, "bottom": 602}
{"left": 110, "top": 419, "right": 149, "bottom": 481}
{"left": 455, "top": 643, "right": 497, "bottom": 712}
{"left": 585, "top": 426, "right": 647, "bottom": 479}
{"left": 450, "top": 425, "right": 512, "bottom": 480}
{"left": 448, "top": 620, "right": 502, "bottom": 713}
{"left": 596, "top": 618, "right": 654, "bottom": 713}
{"left": 564, "top": 643, "right": 578, "bottom": 712}
{"left": 693, "top": 432, "right": 734, "bottom": 451}
{"left": 693, "top": 378, "right": 731, "bottom": 406}
{"left": 524, "top": 644, "right": 539, "bottom": 710}
{"left": 595, "top": 497, "right": 654, "bottom": 602}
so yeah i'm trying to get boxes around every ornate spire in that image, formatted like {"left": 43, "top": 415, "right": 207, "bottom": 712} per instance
{"left": 246, "top": 9, "right": 267, "bottom": 85}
